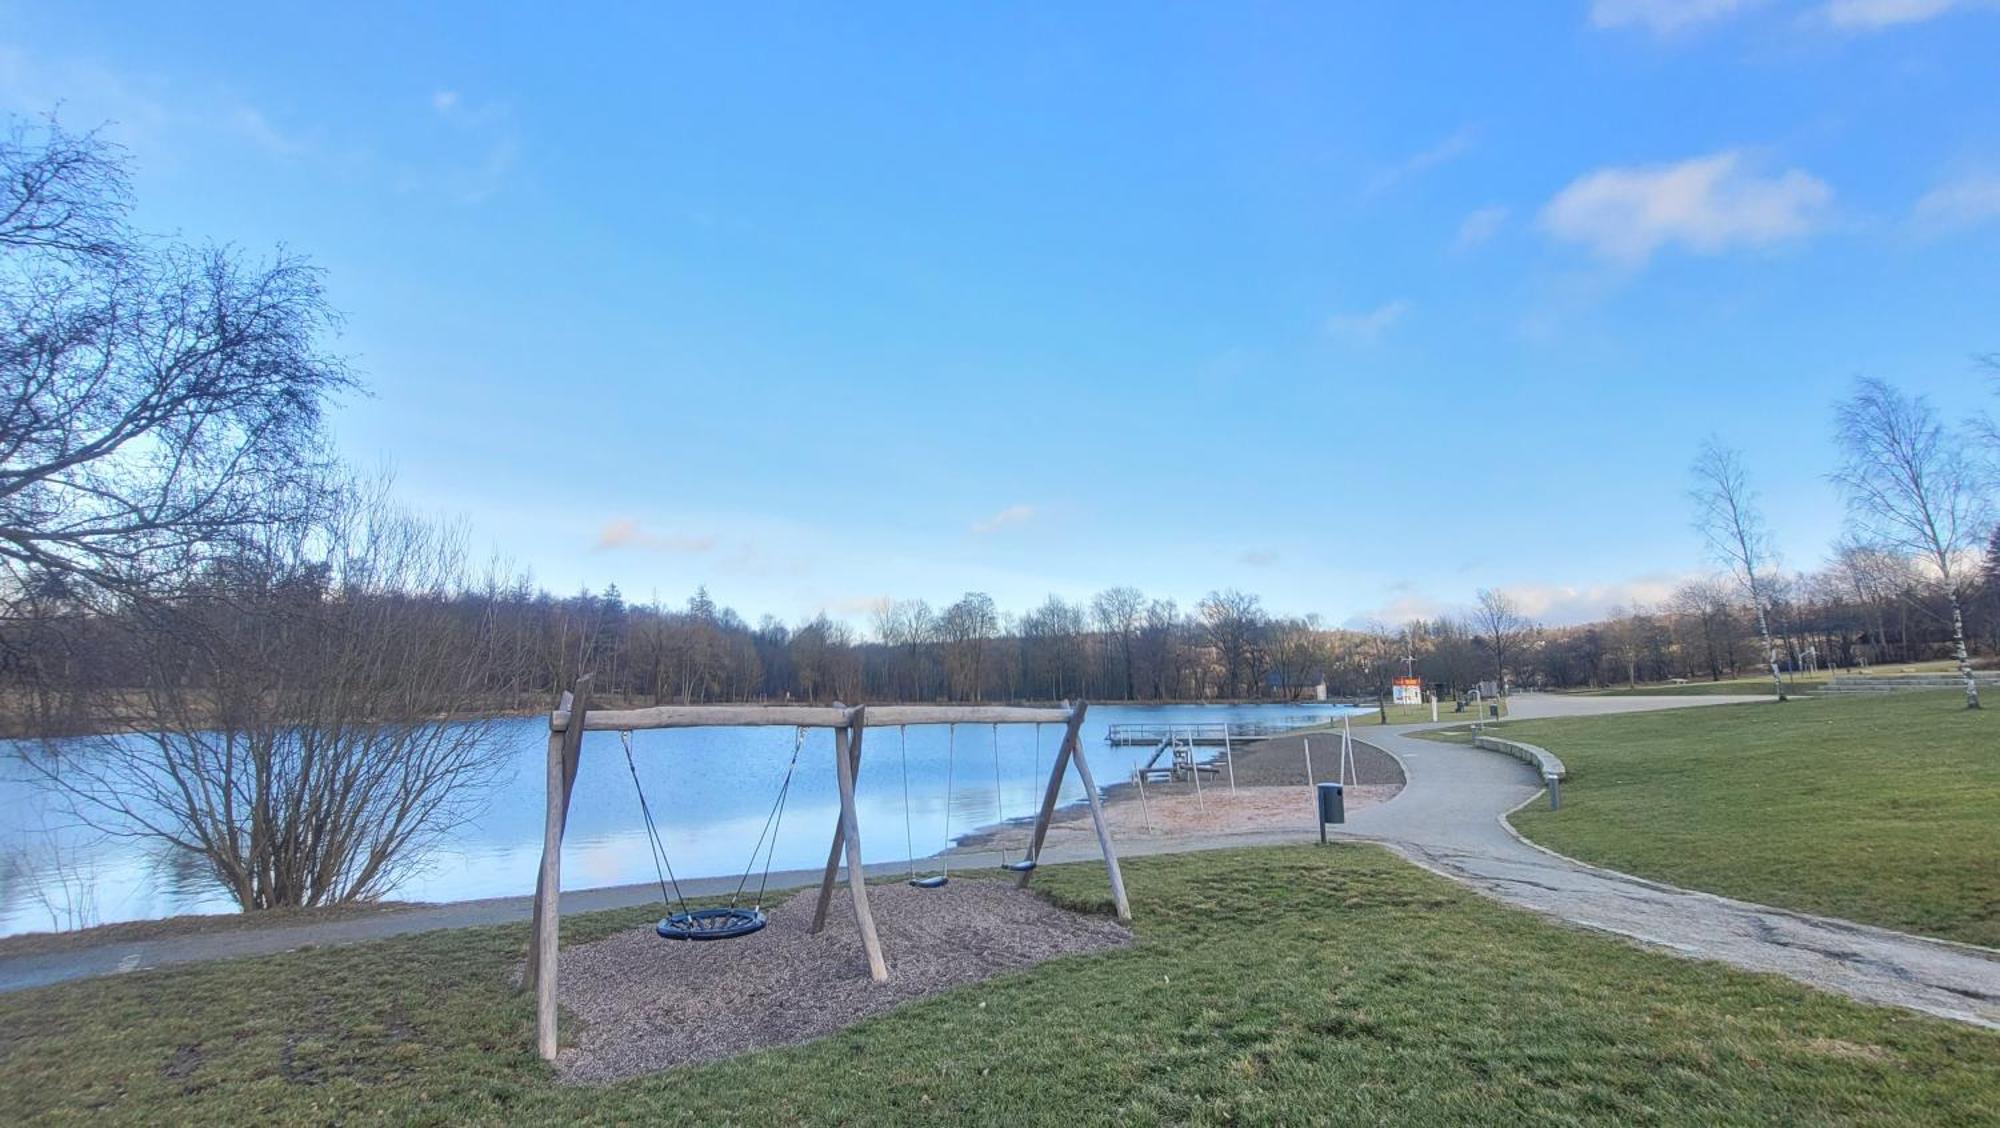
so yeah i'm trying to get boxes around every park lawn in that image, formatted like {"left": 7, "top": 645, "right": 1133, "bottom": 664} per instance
{"left": 1585, "top": 660, "right": 1976, "bottom": 697}
{"left": 1491, "top": 692, "right": 1998, "bottom": 948}
{"left": 1347, "top": 698, "right": 1506, "bottom": 726}
{"left": 1587, "top": 673, "right": 1827, "bottom": 697}
{"left": 2, "top": 848, "right": 1995, "bottom": 1125}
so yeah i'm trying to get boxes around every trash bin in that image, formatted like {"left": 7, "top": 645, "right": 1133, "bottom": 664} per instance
{"left": 1487, "top": 702, "right": 1500, "bottom": 719}
{"left": 1317, "top": 781, "right": 1344, "bottom": 842}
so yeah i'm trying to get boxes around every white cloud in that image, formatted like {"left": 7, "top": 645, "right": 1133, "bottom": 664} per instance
{"left": 1822, "top": 0, "right": 1968, "bottom": 28}
{"left": 431, "top": 89, "right": 461, "bottom": 114}
{"left": 1367, "top": 127, "right": 1475, "bottom": 195}
{"left": 1913, "top": 172, "right": 2000, "bottom": 231}
{"left": 1590, "top": 0, "right": 1760, "bottom": 34}
{"left": 1540, "top": 151, "right": 1831, "bottom": 265}
{"left": 1343, "top": 574, "right": 1695, "bottom": 629}
{"left": 971, "top": 504, "right": 1035, "bottom": 534}
{"left": 1455, "top": 204, "right": 1509, "bottom": 250}
{"left": 1326, "top": 299, "right": 1412, "bottom": 342}
{"left": 594, "top": 518, "right": 716, "bottom": 553}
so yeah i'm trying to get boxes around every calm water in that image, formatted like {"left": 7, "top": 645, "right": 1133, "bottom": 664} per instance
{"left": 0, "top": 703, "right": 1359, "bottom": 935}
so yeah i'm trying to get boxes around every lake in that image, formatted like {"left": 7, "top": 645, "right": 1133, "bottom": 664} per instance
{"left": 0, "top": 702, "right": 1360, "bottom": 935}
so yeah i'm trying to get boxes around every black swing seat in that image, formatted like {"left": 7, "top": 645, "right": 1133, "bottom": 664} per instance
{"left": 657, "top": 906, "right": 767, "bottom": 941}
{"left": 909, "top": 874, "right": 950, "bottom": 889}
{"left": 1000, "top": 859, "right": 1037, "bottom": 873}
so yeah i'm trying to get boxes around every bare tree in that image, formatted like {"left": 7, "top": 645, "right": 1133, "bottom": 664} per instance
{"left": 34, "top": 483, "right": 518, "bottom": 910}
{"left": 1197, "top": 589, "right": 1266, "bottom": 698}
{"left": 1690, "top": 440, "right": 1788, "bottom": 700}
{"left": 1, "top": 117, "right": 350, "bottom": 612}
{"left": 938, "top": 592, "right": 998, "bottom": 701}
{"left": 1832, "top": 378, "right": 1991, "bottom": 709}
{"left": 1472, "top": 588, "right": 1528, "bottom": 696}
{"left": 1091, "top": 586, "right": 1144, "bottom": 701}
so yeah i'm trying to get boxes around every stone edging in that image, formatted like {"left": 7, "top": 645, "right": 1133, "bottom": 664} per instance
{"left": 1472, "top": 734, "right": 1566, "bottom": 781}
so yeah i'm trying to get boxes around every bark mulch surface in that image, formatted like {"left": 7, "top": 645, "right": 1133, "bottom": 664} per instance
{"left": 553, "top": 880, "right": 1131, "bottom": 1083}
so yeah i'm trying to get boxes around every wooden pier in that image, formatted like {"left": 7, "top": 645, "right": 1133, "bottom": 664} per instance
{"left": 1105, "top": 715, "right": 1327, "bottom": 747}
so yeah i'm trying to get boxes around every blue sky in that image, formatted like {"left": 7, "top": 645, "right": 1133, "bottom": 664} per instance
{"left": 6, "top": 2, "right": 1997, "bottom": 628}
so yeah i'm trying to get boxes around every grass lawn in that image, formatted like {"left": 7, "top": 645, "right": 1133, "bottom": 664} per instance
{"left": 2, "top": 847, "right": 1994, "bottom": 1125}
{"left": 1584, "top": 659, "right": 1979, "bottom": 697}
{"left": 1587, "top": 673, "right": 1828, "bottom": 697}
{"left": 1485, "top": 692, "right": 1998, "bottom": 948}
{"left": 1345, "top": 698, "right": 1506, "bottom": 725}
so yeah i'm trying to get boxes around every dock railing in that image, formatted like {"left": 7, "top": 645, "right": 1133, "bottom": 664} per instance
{"left": 1105, "top": 715, "right": 1328, "bottom": 746}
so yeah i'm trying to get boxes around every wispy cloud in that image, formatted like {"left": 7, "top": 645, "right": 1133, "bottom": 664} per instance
{"left": 1455, "top": 204, "right": 1509, "bottom": 250}
{"left": 594, "top": 518, "right": 716, "bottom": 554}
{"left": 1822, "top": 0, "right": 1974, "bottom": 29}
{"left": 1344, "top": 574, "right": 1694, "bottom": 629}
{"left": 1590, "top": 0, "right": 1762, "bottom": 35}
{"left": 971, "top": 504, "right": 1035, "bottom": 534}
{"left": 1913, "top": 172, "right": 2000, "bottom": 231}
{"left": 1540, "top": 150, "right": 1830, "bottom": 265}
{"left": 1326, "top": 299, "right": 1412, "bottom": 343}
{"left": 430, "top": 89, "right": 461, "bottom": 114}
{"left": 1239, "top": 549, "right": 1280, "bottom": 567}
{"left": 1366, "top": 127, "right": 1475, "bottom": 196}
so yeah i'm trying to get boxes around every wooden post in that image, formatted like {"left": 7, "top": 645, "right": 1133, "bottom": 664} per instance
{"left": 810, "top": 705, "right": 862, "bottom": 934}
{"left": 831, "top": 706, "right": 889, "bottom": 981}
{"left": 1068, "top": 731, "right": 1132, "bottom": 923}
{"left": 1018, "top": 701, "right": 1085, "bottom": 886}
{"left": 527, "top": 674, "right": 592, "bottom": 996}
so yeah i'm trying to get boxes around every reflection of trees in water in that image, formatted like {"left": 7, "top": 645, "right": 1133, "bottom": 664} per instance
{"left": 0, "top": 829, "right": 102, "bottom": 932}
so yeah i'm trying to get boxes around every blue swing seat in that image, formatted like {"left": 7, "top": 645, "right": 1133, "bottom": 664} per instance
{"left": 657, "top": 906, "right": 767, "bottom": 941}
{"left": 909, "top": 874, "right": 950, "bottom": 889}
{"left": 1000, "top": 859, "right": 1037, "bottom": 873}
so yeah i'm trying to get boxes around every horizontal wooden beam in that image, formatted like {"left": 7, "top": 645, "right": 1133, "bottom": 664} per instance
{"left": 552, "top": 702, "right": 1078, "bottom": 733}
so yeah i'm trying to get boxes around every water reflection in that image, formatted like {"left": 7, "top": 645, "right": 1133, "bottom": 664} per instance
{"left": 0, "top": 703, "right": 1358, "bottom": 934}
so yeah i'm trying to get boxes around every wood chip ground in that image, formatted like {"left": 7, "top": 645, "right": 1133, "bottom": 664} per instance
{"left": 552, "top": 880, "right": 1132, "bottom": 1083}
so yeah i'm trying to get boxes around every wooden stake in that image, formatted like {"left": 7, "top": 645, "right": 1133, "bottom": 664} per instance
{"left": 810, "top": 707, "right": 861, "bottom": 934}
{"left": 1068, "top": 733, "right": 1132, "bottom": 923}
{"left": 831, "top": 707, "right": 889, "bottom": 981}
{"left": 1018, "top": 701, "right": 1085, "bottom": 886}
{"left": 527, "top": 675, "right": 591, "bottom": 997}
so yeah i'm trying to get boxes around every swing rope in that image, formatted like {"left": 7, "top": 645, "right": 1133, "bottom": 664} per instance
{"left": 621, "top": 730, "right": 689, "bottom": 915}
{"left": 732, "top": 725, "right": 806, "bottom": 911}
{"left": 899, "top": 725, "right": 917, "bottom": 882}
{"left": 940, "top": 724, "right": 954, "bottom": 879}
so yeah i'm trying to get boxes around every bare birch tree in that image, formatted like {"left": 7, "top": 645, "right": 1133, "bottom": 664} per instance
{"left": 1832, "top": 379, "right": 1990, "bottom": 709}
{"left": 1690, "top": 439, "right": 1788, "bottom": 700}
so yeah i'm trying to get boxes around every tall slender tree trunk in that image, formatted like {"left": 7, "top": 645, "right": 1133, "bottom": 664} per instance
{"left": 1753, "top": 600, "right": 1786, "bottom": 702}
{"left": 1948, "top": 591, "right": 1980, "bottom": 709}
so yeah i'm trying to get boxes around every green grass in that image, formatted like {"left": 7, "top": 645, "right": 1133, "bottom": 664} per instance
{"left": 1346, "top": 699, "right": 1506, "bottom": 725}
{"left": 1484, "top": 692, "right": 1998, "bottom": 947}
{"left": 2, "top": 847, "right": 1993, "bottom": 1125}
{"left": 1585, "top": 660, "right": 1975, "bottom": 697}
{"left": 1587, "top": 673, "right": 1829, "bottom": 696}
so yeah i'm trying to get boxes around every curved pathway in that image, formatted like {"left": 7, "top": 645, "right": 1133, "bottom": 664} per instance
{"left": 1336, "top": 695, "right": 1999, "bottom": 1030}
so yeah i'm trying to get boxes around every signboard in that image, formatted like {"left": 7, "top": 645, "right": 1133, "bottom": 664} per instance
{"left": 1392, "top": 676, "right": 1423, "bottom": 705}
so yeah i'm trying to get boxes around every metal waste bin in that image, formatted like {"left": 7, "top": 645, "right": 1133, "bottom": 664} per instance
{"left": 1487, "top": 702, "right": 1500, "bottom": 719}
{"left": 1316, "top": 781, "right": 1344, "bottom": 843}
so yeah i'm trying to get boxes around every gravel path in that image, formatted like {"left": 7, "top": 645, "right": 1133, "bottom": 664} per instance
{"left": 551, "top": 881, "right": 1131, "bottom": 1083}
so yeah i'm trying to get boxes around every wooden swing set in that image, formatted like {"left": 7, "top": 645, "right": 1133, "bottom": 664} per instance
{"left": 524, "top": 675, "right": 1131, "bottom": 1061}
